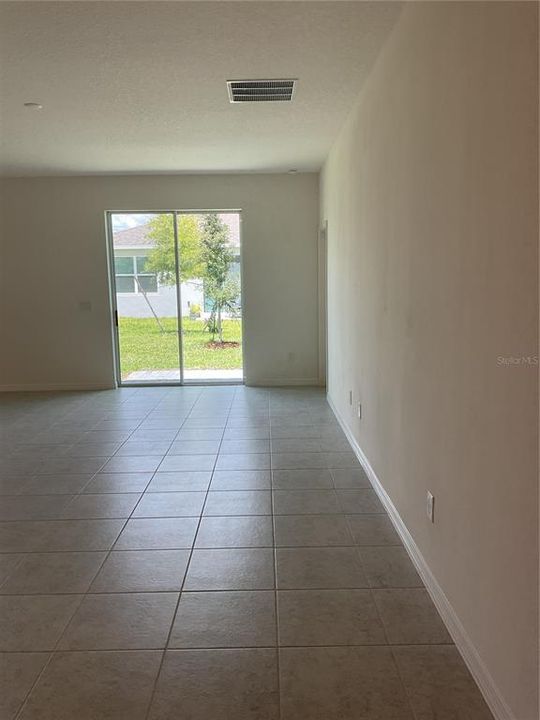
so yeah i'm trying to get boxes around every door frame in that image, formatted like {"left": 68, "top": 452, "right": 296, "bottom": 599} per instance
{"left": 318, "top": 220, "right": 328, "bottom": 388}
{"left": 105, "top": 209, "right": 244, "bottom": 388}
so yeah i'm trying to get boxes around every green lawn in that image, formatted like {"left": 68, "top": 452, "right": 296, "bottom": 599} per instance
{"left": 118, "top": 317, "right": 242, "bottom": 377}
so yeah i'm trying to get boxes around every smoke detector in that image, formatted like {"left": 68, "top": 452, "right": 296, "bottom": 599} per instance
{"left": 227, "top": 79, "right": 297, "bottom": 103}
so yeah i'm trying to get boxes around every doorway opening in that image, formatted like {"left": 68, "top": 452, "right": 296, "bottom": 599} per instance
{"left": 107, "top": 210, "right": 243, "bottom": 385}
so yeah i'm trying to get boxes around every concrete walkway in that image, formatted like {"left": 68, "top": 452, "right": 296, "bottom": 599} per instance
{"left": 125, "top": 368, "right": 244, "bottom": 382}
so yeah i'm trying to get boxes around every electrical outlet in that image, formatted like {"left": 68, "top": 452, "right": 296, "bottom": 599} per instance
{"left": 426, "top": 491, "right": 435, "bottom": 523}
{"left": 357, "top": 401, "right": 362, "bottom": 419}
{"left": 349, "top": 391, "right": 353, "bottom": 406}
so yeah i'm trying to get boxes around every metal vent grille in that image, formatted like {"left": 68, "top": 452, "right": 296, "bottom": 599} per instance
{"left": 227, "top": 79, "right": 296, "bottom": 103}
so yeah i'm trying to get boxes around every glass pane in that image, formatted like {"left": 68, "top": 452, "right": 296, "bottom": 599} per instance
{"left": 115, "top": 275, "right": 135, "bottom": 293}
{"left": 137, "top": 275, "right": 158, "bottom": 293}
{"left": 110, "top": 213, "right": 180, "bottom": 383}
{"left": 178, "top": 212, "right": 243, "bottom": 383}
{"left": 114, "top": 257, "right": 134, "bottom": 274}
{"left": 136, "top": 256, "right": 149, "bottom": 273}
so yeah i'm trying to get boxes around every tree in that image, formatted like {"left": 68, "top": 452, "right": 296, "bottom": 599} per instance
{"left": 201, "top": 213, "right": 240, "bottom": 343}
{"left": 145, "top": 214, "right": 204, "bottom": 284}
{"left": 204, "top": 276, "right": 241, "bottom": 342}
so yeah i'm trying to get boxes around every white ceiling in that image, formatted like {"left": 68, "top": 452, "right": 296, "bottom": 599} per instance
{"left": 0, "top": 1, "right": 401, "bottom": 176}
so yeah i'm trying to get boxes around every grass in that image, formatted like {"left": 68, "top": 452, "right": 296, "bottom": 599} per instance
{"left": 118, "top": 317, "right": 242, "bottom": 377}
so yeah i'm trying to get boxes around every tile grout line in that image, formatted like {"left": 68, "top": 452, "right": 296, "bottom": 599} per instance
{"left": 141, "top": 385, "right": 229, "bottom": 720}
{"left": 269, "top": 397, "right": 283, "bottom": 720}
{"left": 0, "top": 508, "right": 388, "bottom": 526}
{"left": 2, "top": 387, "right": 452, "bottom": 720}
{"left": 0, "top": 543, "right": 407, "bottom": 557}
{"left": 388, "top": 643, "right": 422, "bottom": 720}
{"left": 11, "top": 391, "right": 189, "bottom": 720}
{"left": 0, "top": 553, "right": 24, "bottom": 592}
{"left": 0, "top": 582, "right": 433, "bottom": 597}
{"left": 0, "top": 640, "right": 459, "bottom": 655}
{"left": 77, "top": 395, "right": 199, "bottom": 528}
{"left": 326, "top": 395, "right": 422, "bottom": 720}
{"left": 24, "top": 400, "right": 158, "bottom": 516}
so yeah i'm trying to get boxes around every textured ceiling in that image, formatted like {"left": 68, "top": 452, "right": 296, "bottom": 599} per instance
{"left": 0, "top": 1, "right": 401, "bottom": 176}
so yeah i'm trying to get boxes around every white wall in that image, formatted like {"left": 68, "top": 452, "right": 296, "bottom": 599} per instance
{"left": 321, "top": 3, "right": 538, "bottom": 719}
{"left": 0, "top": 173, "right": 319, "bottom": 388}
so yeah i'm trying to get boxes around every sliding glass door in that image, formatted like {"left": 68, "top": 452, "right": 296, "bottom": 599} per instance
{"left": 179, "top": 212, "right": 243, "bottom": 382}
{"left": 109, "top": 212, "right": 182, "bottom": 383}
{"left": 108, "top": 210, "right": 243, "bottom": 385}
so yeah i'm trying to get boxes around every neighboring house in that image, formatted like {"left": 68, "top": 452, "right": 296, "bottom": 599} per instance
{"left": 113, "top": 214, "right": 240, "bottom": 319}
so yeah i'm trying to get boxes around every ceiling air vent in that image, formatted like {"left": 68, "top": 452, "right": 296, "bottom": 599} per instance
{"left": 227, "top": 79, "right": 297, "bottom": 103}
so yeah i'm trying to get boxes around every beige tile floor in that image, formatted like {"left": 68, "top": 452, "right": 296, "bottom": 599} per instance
{"left": 0, "top": 386, "right": 494, "bottom": 719}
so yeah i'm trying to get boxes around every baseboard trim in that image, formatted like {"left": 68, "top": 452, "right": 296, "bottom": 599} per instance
{"left": 327, "top": 393, "right": 515, "bottom": 720}
{"left": 246, "top": 377, "right": 321, "bottom": 387}
{"left": 1, "top": 380, "right": 323, "bottom": 391}
{"left": 0, "top": 383, "right": 115, "bottom": 392}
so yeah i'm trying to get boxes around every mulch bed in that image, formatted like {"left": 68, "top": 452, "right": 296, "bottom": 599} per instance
{"left": 205, "top": 341, "right": 240, "bottom": 350}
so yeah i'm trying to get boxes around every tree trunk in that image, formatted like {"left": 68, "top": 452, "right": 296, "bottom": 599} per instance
{"left": 134, "top": 277, "right": 166, "bottom": 333}
{"left": 217, "top": 305, "right": 223, "bottom": 343}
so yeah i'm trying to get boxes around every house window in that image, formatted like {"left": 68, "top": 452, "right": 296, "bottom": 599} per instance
{"left": 115, "top": 255, "right": 158, "bottom": 294}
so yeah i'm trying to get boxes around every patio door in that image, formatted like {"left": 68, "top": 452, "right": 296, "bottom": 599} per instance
{"left": 107, "top": 210, "right": 243, "bottom": 385}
